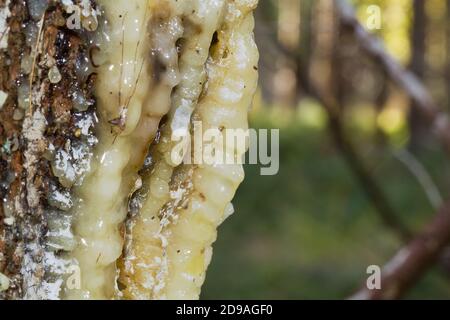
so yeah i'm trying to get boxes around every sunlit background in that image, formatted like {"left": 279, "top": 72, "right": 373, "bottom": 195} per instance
{"left": 202, "top": 0, "right": 450, "bottom": 299}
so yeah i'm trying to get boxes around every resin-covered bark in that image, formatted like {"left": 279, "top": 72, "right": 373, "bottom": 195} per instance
{"left": 0, "top": 0, "right": 98, "bottom": 299}
{"left": 0, "top": 0, "right": 259, "bottom": 300}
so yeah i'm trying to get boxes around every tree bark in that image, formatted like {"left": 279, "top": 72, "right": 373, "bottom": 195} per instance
{"left": 0, "top": 1, "right": 98, "bottom": 299}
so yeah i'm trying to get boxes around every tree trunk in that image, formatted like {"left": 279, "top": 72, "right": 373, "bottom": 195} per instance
{"left": 409, "top": 0, "right": 429, "bottom": 151}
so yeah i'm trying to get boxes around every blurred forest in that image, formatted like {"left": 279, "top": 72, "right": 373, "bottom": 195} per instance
{"left": 202, "top": 0, "right": 450, "bottom": 299}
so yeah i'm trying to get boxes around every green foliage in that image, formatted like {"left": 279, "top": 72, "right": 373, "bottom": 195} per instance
{"left": 202, "top": 109, "right": 450, "bottom": 299}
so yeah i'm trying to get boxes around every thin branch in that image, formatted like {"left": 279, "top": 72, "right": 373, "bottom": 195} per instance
{"left": 258, "top": 1, "right": 450, "bottom": 297}
{"left": 393, "top": 149, "right": 443, "bottom": 211}
{"left": 350, "top": 200, "right": 450, "bottom": 300}
{"left": 333, "top": 0, "right": 450, "bottom": 298}
{"left": 308, "top": 84, "right": 412, "bottom": 242}
{"left": 256, "top": 6, "right": 412, "bottom": 242}
{"left": 335, "top": 0, "right": 450, "bottom": 153}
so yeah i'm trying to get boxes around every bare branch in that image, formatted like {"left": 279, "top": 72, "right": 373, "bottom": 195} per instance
{"left": 256, "top": 3, "right": 413, "bottom": 242}
{"left": 335, "top": 0, "right": 450, "bottom": 153}
{"left": 393, "top": 149, "right": 443, "bottom": 211}
{"left": 350, "top": 200, "right": 450, "bottom": 300}
{"left": 258, "top": 0, "right": 450, "bottom": 298}
{"left": 308, "top": 83, "right": 413, "bottom": 242}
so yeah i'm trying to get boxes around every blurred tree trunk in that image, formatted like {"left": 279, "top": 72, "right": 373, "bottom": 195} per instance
{"left": 309, "top": 0, "right": 336, "bottom": 101}
{"left": 275, "top": 0, "right": 300, "bottom": 107}
{"left": 409, "top": 0, "right": 429, "bottom": 150}
{"left": 447, "top": 0, "right": 450, "bottom": 111}
{"left": 254, "top": 0, "right": 278, "bottom": 105}
{"left": 296, "top": 0, "right": 314, "bottom": 96}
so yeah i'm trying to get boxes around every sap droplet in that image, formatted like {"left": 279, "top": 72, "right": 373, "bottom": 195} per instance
{"left": 49, "top": 65, "right": 62, "bottom": 84}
